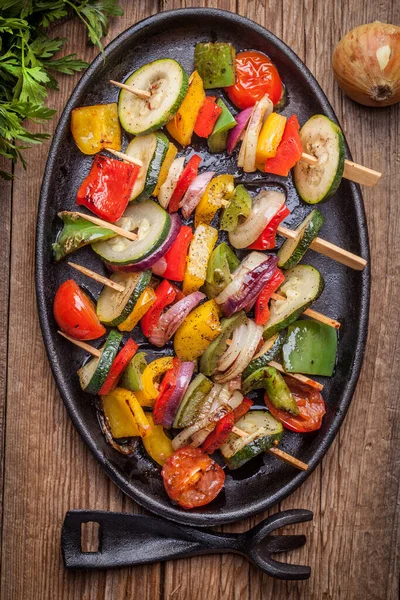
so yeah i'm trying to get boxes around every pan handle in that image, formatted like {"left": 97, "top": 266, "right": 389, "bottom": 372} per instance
{"left": 62, "top": 510, "right": 241, "bottom": 570}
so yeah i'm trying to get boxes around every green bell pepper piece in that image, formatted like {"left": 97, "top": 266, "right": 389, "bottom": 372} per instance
{"left": 203, "top": 242, "right": 240, "bottom": 298}
{"left": 264, "top": 366, "right": 299, "bottom": 415}
{"left": 120, "top": 352, "right": 147, "bottom": 393}
{"left": 194, "top": 42, "right": 236, "bottom": 88}
{"left": 53, "top": 211, "right": 115, "bottom": 262}
{"left": 199, "top": 311, "right": 248, "bottom": 377}
{"left": 282, "top": 320, "right": 337, "bottom": 376}
{"left": 208, "top": 99, "right": 236, "bottom": 153}
{"left": 220, "top": 185, "right": 252, "bottom": 232}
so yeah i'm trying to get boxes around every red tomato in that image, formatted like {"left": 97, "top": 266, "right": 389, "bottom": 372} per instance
{"left": 225, "top": 51, "right": 283, "bottom": 109}
{"left": 161, "top": 447, "right": 225, "bottom": 509}
{"left": 168, "top": 155, "right": 202, "bottom": 213}
{"left": 99, "top": 339, "right": 138, "bottom": 396}
{"left": 53, "top": 280, "right": 106, "bottom": 340}
{"left": 264, "top": 378, "right": 326, "bottom": 433}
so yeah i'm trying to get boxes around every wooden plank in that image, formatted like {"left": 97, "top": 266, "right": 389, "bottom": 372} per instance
{"left": 0, "top": 159, "right": 12, "bottom": 577}
{"left": 0, "top": 3, "right": 161, "bottom": 600}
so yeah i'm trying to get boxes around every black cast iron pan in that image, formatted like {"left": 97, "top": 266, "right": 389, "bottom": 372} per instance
{"left": 36, "top": 8, "right": 370, "bottom": 528}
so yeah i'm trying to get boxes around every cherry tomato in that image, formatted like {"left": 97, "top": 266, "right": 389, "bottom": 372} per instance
{"left": 161, "top": 446, "right": 225, "bottom": 509}
{"left": 225, "top": 51, "right": 283, "bottom": 109}
{"left": 53, "top": 280, "right": 106, "bottom": 340}
{"left": 99, "top": 339, "right": 138, "bottom": 396}
{"left": 264, "top": 378, "right": 326, "bottom": 432}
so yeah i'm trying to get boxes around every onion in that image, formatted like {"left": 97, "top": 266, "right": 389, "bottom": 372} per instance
{"left": 217, "top": 323, "right": 247, "bottom": 372}
{"left": 214, "top": 320, "right": 263, "bottom": 382}
{"left": 332, "top": 22, "right": 400, "bottom": 107}
{"left": 220, "top": 255, "right": 279, "bottom": 317}
{"left": 226, "top": 108, "right": 253, "bottom": 154}
{"left": 151, "top": 256, "right": 167, "bottom": 276}
{"left": 216, "top": 251, "right": 267, "bottom": 305}
{"left": 106, "top": 213, "right": 181, "bottom": 272}
{"left": 179, "top": 171, "right": 215, "bottom": 218}
{"left": 228, "top": 190, "right": 285, "bottom": 249}
{"left": 149, "top": 291, "right": 205, "bottom": 347}
{"left": 162, "top": 361, "right": 195, "bottom": 428}
{"left": 242, "top": 95, "right": 273, "bottom": 173}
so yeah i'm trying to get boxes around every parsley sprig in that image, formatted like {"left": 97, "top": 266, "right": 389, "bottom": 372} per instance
{"left": 0, "top": 0, "right": 123, "bottom": 179}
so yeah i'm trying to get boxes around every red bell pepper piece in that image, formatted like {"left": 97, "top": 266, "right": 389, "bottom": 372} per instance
{"left": 153, "top": 358, "right": 182, "bottom": 425}
{"left": 76, "top": 155, "right": 139, "bottom": 223}
{"left": 263, "top": 115, "right": 303, "bottom": 177}
{"left": 141, "top": 280, "right": 177, "bottom": 338}
{"left": 168, "top": 154, "right": 202, "bottom": 213}
{"left": 232, "top": 397, "right": 253, "bottom": 422}
{"left": 99, "top": 339, "right": 138, "bottom": 396}
{"left": 162, "top": 226, "right": 194, "bottom": 282}
{"left": 247, "top": 204, "right": 290, "bottom": 250}
{"left": 255, "top": 268, "right": 285, "bottom": 325}
{"left": 170, "top": 283, "right": 185, "bottom": 302}
{"left": 201, "top": 412, "right": 235, "bottom": 454}
{"left": 194, "top": 96, "right": 223, "bottom": 138}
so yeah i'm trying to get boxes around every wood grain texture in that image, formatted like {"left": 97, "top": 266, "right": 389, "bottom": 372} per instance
{"left": 0, "top": 1, "right": 399, "bottom": 599}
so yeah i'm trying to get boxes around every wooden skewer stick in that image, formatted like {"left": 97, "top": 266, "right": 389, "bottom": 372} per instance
{"left": 62, "top": 211, "right": 138, "bottom": 242}
{"left": 58, "top": 331, "right": 101, "bottom": 357}
{"left": 68, "top": 262, "right": 125, "bottom": 292}
{"left": 231, "top": 426, "right": 308, "bottom": 471}
{"left": 268, "top": 360, "right": 324, "bottom": 391}
{"left": 104, "top": 147, "right": 143, "bottom": 168}
{"left": 271, "top": 292, "right": 340, "bottom": 329}
{"left": 110, "top": 79, "right": 151, "bottom": 100}
{"left": 268, "top": 447, "right": 308, "bottom": 471}
{"left": 300, "top": 152, "right": 381, "bottom": 187}
{"left": 277, "top": 224, "right": 367, "bottom": 271}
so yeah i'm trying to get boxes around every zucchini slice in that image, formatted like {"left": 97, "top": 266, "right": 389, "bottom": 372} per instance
{"left": 96, "top": 270, "right": 151, "bottom": 326}
{"left": 278, "top": 209, "right": 325, "bottom": 269}
{"left": 294, "top": 115, "right": 345, "bottom": 204}
{"left": 263, "top": 265, "right": 324, "bottom": 339}
{"left": 120, "top": 352, "right": 147, "bottom": 393}
{"left": 125, "top": 133, "right": 169, "bottom": 202}
{"left": 92, "top": 200, "right": 170, "bottom": 266}
{"left": 118, "top": 59, "right": 188, "bottom": 135}
{"left": 173, "top": 373, "right": 214, "bottom": 429}
{"left": 242, "top": 331, "right": 285, "bottom": 380}
{"left": 221, "top": 410, "right": 283, "bottom": 469}
{"left": 77, "top": 330, "right": 122, "bottom": 395}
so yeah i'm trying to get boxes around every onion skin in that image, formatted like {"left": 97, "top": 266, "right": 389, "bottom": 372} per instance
{"left": 332, "top": 22, "right": 400, "bottom": 107}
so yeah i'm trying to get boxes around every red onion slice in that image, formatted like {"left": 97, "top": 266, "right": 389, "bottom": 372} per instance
{"left": 151, "top": 256, "right": 167, "bottom": 276}
{"left": 149, "top": 291, "right": 205, "bottom": 347}
{"left": 180, "top": 171, "right": 215, "bottom": 219}
{"left": 226, "top": 107, "right": 253, "bottom": 154}
{"left": 106, "top": 213, "right": 181, "bottom": 273}
{"left": 162, "top": 361, "right": 195, "bottom": 428}
{"left": 221, "top": 255, "right": 279, "bottom": 318}
{"left": 216, "top": 251, "right": 268, "bottom": 305}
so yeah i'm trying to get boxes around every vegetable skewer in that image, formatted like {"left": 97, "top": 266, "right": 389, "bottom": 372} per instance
{"left": 110, "top": 79, "right": 151, "bottom": 100}
{"left": 269, "top": 360, "right": 323, "bottom": 391}
{"left": 300, "top": 152, "right": 381, "bottom": 187}
{"left": 62, "top": 211, "right": 138, "bottom": 242}
{"left": 58, "top": 331, "right": 101, "bottom": 357}
{"left": 231, "top": 426, "right": 308, "bottom": 470}
{"left": 277, "top": 225, "right": 367, "bottom": 270}
{"left": 104, "top": 147, "right": 143, "bottom": 167}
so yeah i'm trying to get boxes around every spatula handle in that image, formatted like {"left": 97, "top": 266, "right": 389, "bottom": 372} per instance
{"left": 62, "top": 510, "right": 241, "bottom": 570}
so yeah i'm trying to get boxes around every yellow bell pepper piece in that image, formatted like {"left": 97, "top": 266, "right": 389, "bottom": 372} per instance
{"left": 102, "top": 388, "right": 152, "bottom": 439}
{"left": 183, "top": 224, "right": 218, "bottom": 295}
{"left": 154, "top": 142, "right": 178, "bottom": 196}
{"left": 174, "top": 299, "right": 221, "bottom": 361}
{"left": 142, "top": 414, "right": 173, "bottom": 466}
{"left": 194, "top": 174, "right": 234, "bottom": 228}
{"left": 256, "top": 112, "right": 287, "bottom": 163}
{"left": 118, "top": 287, "right": 156, "bottom": 332}
{"left": 139, "top": 357, "right": 175, "bottom": 407}
{"left": 166, "top": 71, "right": 205, "bottom": 146}
{"left": 71, "top": 103, "right": 121, "bottom": 155}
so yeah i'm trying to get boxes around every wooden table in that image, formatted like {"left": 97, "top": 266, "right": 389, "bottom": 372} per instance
{"left": 1, "top": 1, "right": 399, "bottom": 598}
